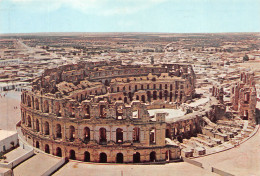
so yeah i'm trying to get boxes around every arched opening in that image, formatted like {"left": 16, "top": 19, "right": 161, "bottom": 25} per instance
{"left": 84, "top": 105, "right": 91, "bottom": 119}
{"left": 128, "top": 92, "right": 133, "bottom": 101}
{"left": 147, "top": 91, "right": 151, "bottom": 102}
{"left": 56, "top": 147, "right": 62, "bottom": 157}
{"left": 165, "top": 150, "right": 171, "bottom": 161}
{"left": 99, "top": 128, "right": 107, "bottom": 144}
{"left": 159, "top": 92, "right": 163, "bottom": 99}
{"left": 35, "top": 141, "right": 39, "bottom": 148}
{"left": 36, "top": 119, "right": 40, "bottom": 132}
{"left": 27, "top": 116, "right": 32, "bottom": 127}
{"left": 44, "top": 122, "right": 49, "bottom": 135}
{"left": 159, "top": 84, "right": 162, "bottom": 90}
{"left": 56, "top": 124, "right": 62, "bottom": 139}
{"left": 153, "top": 91, "right": 157, "bottom": 100}
{"left": 83, "top": 127, "right": 90, "bottom": 143}
{"left": 124, "top": 97, "right": 127, "bottom": 103}
{"left": 170, "top": 84, "right": 173, "bottom": 91}
{"left": 69, "top": 126, "right": 75, "bottom": 141}
{"left": 116, "top": 128, "right": 123, "bottom": 143}
{"left": 69, "top": 150, "right": 76, "bottom": 160}
{"left": 164, "top": 90, "right": 168, "bottom": 101}
{"left": 149, "top": 128, "right": 156, "bottom": 144}
{"left": 166, "top": 129, "right": 171, "bottom": 139}
{"left": 133, "top": 152, "right": 140, "bottom": 163}
{"left": 136, "top": 95, "right": 139, "bottom": 100}
{"left": 141, "top": 95, "right": 145, "bottom": 103}
{"left": 100, "top": 105, "right": 106, "bottom": 118}
{"left": 116, "top": 153, "right": 124, "bottom": 163}
{"left": 45, "top": 144, "right": 50, "bottom": 154}
{"left": 84, "top": 151, "right": 90, "bottom": 162}
{"left": 150, "top": 151, "right": 156, "bottom": 162}
{"left": 135, "top": 85, "right": 138, "bottom": 91}
{"left": 27, "top": 96, "right": 31, "bottom": 107}
{"left": 99, "top": 153, "right": 107, "bottom": 163}
{"left": 35, "top": 98, "right": 39, "bottom": 110}
{"left": 133, "top": 127, "right": 140, "bottom": 142}
{"left": 44, "top": 100, "right": 49, "bottom": 113}
{"left": 170, "top": 92, "right": 173, "bottom": 102}
{"left": 54, "top": 102, "right": 61, "bottom": 116}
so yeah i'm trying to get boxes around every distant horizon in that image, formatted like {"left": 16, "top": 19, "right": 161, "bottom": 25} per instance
{"left": 1, "top": 31, "right": 260, "bottom": 36}
{"left": 1, "top": 0, "right": 260, "bottom": 34}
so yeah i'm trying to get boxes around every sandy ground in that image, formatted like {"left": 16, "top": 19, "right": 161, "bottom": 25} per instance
{"left": 54, "top": 161, "right": 217, "bottom": 176}
{"left": 0, "top": 91, "right": 21, "bottom": 131}
{"left": 193, "top": 126, "right": 260, "bottom": 176}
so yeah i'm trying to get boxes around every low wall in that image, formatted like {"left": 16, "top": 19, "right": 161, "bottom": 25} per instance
{"left": 41, "top": 157, "right": 65, "bottom": 176}
{"left": 212, "top": 167, "right": 235, "bottom": 176}
{"left": 182, "top": 157, "right": 203, "bottom": 168}
{"left": 0, "top": 149, "right": 34, "bottom": 169}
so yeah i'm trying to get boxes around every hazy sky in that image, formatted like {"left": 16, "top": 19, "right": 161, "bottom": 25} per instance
{"left": 0, "top": 0, "right": 259, "bottom": 33}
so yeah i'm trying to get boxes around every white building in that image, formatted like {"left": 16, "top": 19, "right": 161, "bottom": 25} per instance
{"left": 0, "top": 130, "right": 18, "bottom": 153}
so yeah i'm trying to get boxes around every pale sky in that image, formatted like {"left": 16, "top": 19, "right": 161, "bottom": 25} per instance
{"left": 0, "top": 0, "right": 260, "bottom": 33}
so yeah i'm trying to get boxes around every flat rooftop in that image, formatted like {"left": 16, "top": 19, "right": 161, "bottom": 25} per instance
{"left": 0, "top": 130, "right": 17, "bottom": 141}
{"left": 13, "top": 153, "right": 62, "bottom": 176}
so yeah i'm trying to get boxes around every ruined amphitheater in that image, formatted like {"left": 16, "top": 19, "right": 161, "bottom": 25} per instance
{"left": 20, "top": 61, "right": 257, "bottom": 163}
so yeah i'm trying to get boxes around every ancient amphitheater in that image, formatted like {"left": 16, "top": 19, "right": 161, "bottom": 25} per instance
{"left": 20, "top": 61, "right": 257, "bottom": 163}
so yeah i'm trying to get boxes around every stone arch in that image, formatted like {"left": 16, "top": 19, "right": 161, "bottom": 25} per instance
{"left": 165, "top": 150, "right": 171, "bottom": 161}
{"left": 35, "top": 98, "right": 39, "bottom": 110}
{"left": 36, "top": 119, "right": 40, "bottom": 132}
{"left": 35, "top": 141, "right": 39, "bottom": 148}
{"left": 150, "top": 151, "right": 156, "bottom": 162}
{"left": 69, "top": 150, "right": 76, "bottom": 160}
{"left": 84, "top": 151, "right": 90, "bottom": 162}
{"left": 27, "top": 115, "right": 32, "bottom": 127}
{"left": 99, "top": 128, "right": 107, "bottom": 144}
{"left": 99, "top": 152, "right": 107, "bottom": 163}
{"left": 43, "top": 100, "right": 49, "bottom": 113}
{"left": 54, "top": 102, "right": 61, "bottom": 116}
{"left": 133, "top": 152, "right": 140, "bottom": 163}
{"left": 147, "top": 91, "right": 151, "bottom": 102}
{"left": 84, "top": 105, "right": 91, "bottom": 119}
{"left": 56, "top": 124, "right": 62, "bottom": 138}
{"left": 83, "top": 127, "right": 90, "bottom": 143}
{"left": 56, "top": 147, "right": 62, "bottom": 157}
{"left": 153, "top": 91, "right": 157, "bottom": 100}
{"left": 69, "top": 125, "right": 75, "bottom": 141}
{"left": 27, "top": 95, "right": 31, "bottom": 107}
{"left": 164, "top": 90, "right": 168, "bottom": 101}
{"left": 141, "top": 95, "right": 145, "bottom": 103}
{"left": 133, "top": 127, "right": 140, "bottom": 142}
{"left": 116, "top": 128, "right": 123, "bottom": 143}
{"left": 116, "top": 153, "right": 124, "bottom": 163}
{"left": 124, "top": 97, "right": 127, "bottom": 103}
{"left": 159, "top": 91, "right": 163, "bottom": 99}
{"left": 149, "top": 128, "right": 156, "bottom": 144}
{"left": 44, "top": 121, "right": 50, "bottom": 135}
{"left": 45, "top": 144, "right": 50, "bottom": 154}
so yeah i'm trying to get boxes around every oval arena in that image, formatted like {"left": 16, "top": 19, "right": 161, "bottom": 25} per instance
{"left": 20, "top": 60, "right": 217, "bottom": 163}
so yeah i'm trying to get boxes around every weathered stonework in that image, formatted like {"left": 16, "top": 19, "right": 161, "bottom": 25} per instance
{"left": 20, "top": 61, "right": 199, "bottom": 163}
{"left": 231, "top": 72, "right": 257, "bottom": 124}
